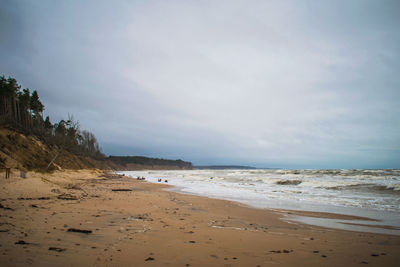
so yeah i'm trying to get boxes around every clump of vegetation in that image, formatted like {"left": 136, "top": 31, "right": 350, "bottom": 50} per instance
{"left": 0, "top": 75, "right": 104, "bottom": 160}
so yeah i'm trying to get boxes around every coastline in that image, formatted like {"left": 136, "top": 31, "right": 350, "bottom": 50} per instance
{"left": 1, "top": 170, "right": 399, "bottom": 266}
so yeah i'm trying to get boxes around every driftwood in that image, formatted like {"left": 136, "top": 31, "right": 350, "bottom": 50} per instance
{"left": 15, "top": 240, "right": 29, "bottom": 245}
{"left": 57, "top": 194, "right": 78, "bottom": 200}
{"left": 46, "top": 149, "right": 62, "bottom": 172}
{"left": 111, "top": 189, "right": 133, "bottom": 192}
{"left": 49, "top": 247, "right": 66, "bottom": 252}
{"left": 67, "top": 228, "right": 92, "bottom": 234}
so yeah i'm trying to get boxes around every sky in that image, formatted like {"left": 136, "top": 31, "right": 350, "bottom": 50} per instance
{"left": 1, "top": 0, "right": 399, "bottom": 169}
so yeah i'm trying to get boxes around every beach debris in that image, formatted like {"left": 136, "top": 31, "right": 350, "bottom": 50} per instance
{"left": 270, "top": 250, "right": 281, "bottom": 253}
{"left": 313, "top": 250, "right": 319, "bottom": 253}
{"left": 67, "top": 228, "right": 92, "bottom": 234}
{"left": 30, "top": 204, "right": 38, "bottom": 208}
{"left": 57, "top": 194, "right": 78, "bottom": 200}
{"left": 321, "top": 255, "right": 327, "bottom": 258}
{"left": 145, "top": 257, "right": 155, "bottom": 261}
{"left": 361, "top": 261, "right": 369, "bottom": 264}
{"left": 269, "top": 250, "right": 292, "bottom": 254}
{"left": 164, "top": 180, "right": 168, "bottom": 183}
{"left": 111, "top": 189, "right": 133, "bottom": 192}
{"left": 37, "top": 197, "right": 50, "bottom": 200}
{"left": 130, "top": 214, "right": 153, "bottom": 221}
{"left": 15, "top": 240, "right": 29, "bottom": 245}
{"left": 276, "top": 180, "right": 302, "bottom": 185}
{"left": 0, "top": 203, "right": 13, "bottom": 210}
{"left": 371, "top": 253, "right": 379, "bottom": 257}
{"left": 48, "top": 247, "right": 66, "bottom": 252}
{"left": 189, "top": 240, "right": 196, "bottom": 243}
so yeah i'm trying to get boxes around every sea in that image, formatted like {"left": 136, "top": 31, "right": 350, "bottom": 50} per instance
{"left": 119, "top": 169, "right": 400, "bottom": 235}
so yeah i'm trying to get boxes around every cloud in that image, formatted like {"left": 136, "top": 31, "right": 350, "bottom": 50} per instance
{"left": 1, "top": 0, "right": 399, "bottom": 168}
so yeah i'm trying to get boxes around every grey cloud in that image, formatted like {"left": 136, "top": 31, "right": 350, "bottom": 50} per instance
{"left": 1, "top": 0, "right": 399, "bottom": 168}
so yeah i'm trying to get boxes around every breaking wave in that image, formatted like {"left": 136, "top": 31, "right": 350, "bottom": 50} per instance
{"left": 121, "top": 169, "right": 400, "bottom": 213}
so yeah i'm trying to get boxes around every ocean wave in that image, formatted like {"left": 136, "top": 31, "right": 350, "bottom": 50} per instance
{"left": 326, "top": 184, "right": 400, "bottom": 194}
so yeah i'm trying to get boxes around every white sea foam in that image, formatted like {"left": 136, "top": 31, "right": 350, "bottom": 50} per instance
{"left": 120, "top": 169, "right": 400, "bottom": 233}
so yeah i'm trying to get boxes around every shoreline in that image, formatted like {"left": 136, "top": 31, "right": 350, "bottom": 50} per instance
{"left": 166, "top": 183, "right": 400, "bottom": 236}
{"left": 123, "top": 170, "right": 400, "bottom": 236}
{"left": 1, "top": 169, "right": 399, "bottom": 266}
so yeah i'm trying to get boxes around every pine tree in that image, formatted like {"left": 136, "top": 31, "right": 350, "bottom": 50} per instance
{"left": 44, "top": 116, "right": 52, "bottom": 129}
{"left": 30, "top": 90, "right": 44, "bottom": 115}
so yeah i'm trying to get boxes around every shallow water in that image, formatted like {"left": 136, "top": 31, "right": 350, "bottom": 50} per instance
{"left": 120, "top": 169, "right": 400, "bottom": 235}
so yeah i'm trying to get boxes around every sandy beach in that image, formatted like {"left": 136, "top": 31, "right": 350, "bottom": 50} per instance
{"left": 1, "top": 170, "right": 399, "bottom": 266}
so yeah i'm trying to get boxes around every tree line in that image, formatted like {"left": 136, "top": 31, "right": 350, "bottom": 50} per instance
{"left": 0, "top": 75, "right": 104, "bottom": 159}
{"left": 108, "top": 156, "right": 193, "bottom": 168}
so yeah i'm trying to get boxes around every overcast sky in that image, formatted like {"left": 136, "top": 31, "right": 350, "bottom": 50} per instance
{"left": 1, "top": 0, "right": 399, "bottom": 168}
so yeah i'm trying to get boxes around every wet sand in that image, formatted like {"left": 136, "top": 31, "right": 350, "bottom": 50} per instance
{"left": 1, "top": 170, "right": 399, "bottom": 266}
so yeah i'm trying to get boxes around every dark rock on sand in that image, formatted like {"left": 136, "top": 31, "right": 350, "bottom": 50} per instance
{"left": 145, "top": 257, "right": 155, "bottom": 261}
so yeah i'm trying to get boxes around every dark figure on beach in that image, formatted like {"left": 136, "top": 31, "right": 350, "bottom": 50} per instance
{"left": 164, "top": 180, "right": 168, "bottom": 183}
{"left": 5, "top": 168, "right": 11, "bottom": 179}
{"left": 158, "top": 178, "right": 162, "bottom": 182}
